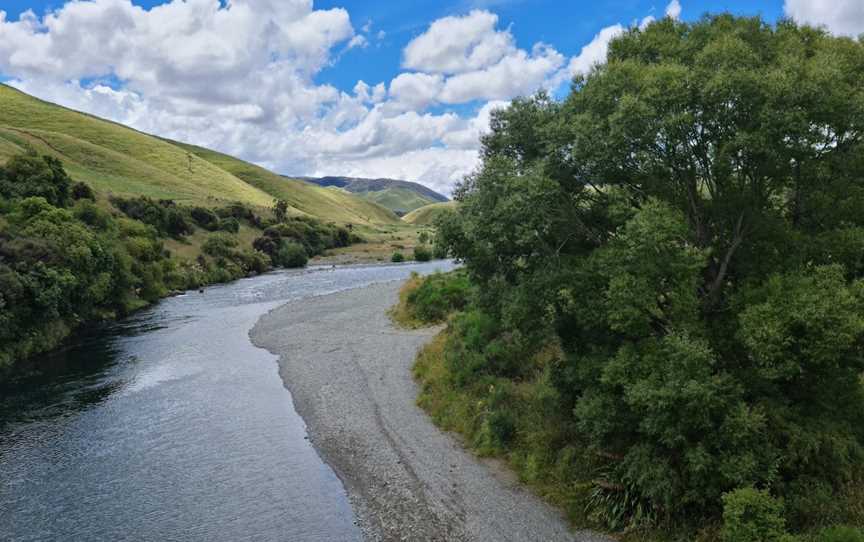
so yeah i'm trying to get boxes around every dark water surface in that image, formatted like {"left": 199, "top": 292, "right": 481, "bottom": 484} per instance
{"left": 0, "top": 261, "right": 455, "bottom": 542}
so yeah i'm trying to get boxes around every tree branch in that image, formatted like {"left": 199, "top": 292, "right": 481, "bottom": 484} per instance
{"left": 704, "top": 213, "right": 745, "bottom": 309}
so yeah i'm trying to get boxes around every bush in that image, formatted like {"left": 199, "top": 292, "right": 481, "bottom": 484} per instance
{"left": 190, "top": 206, "right": 219, "bottom": 230}
{"left": 219, "top": 217, "right": 240, "bottom": 233}
{"left": 721, "top": 488, "right": 790, "bottom": 542}
{"left": 0, "top": 153, "right": 70, "bottom": 207}
{"left": 202, "top": 233, "right": 238, "bottom": 258}
{"left": 71, "top": 181, "right": 95, "bottom": 201}
{"left": 818, "top": 526, "right": 864, "bottom": 542}
{"left": 165, "top": 208, "right": 193, "bottom": 237}
{"left": 73, "top": 200, "right": 112, "bottom": 230}
{"left": 273, "top": 240, "right": 307, "bottom": 268}
{"left": 111, "top": 196, "right": 192, "bottom": 238}
{"left": 413, "top": 244, "right": 432, "bottom": 262}
{"left": 405, "top": 271, "right": 470, "bottom": 323}
{"left": 391, "top": 252, "right": 405, "bottom": 263}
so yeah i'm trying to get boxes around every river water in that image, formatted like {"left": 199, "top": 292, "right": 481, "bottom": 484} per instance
{"left": 0, "top": 261, "right": 455, "bottom": 542}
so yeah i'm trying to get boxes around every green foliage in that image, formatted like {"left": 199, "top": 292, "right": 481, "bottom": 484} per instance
{"left": 252, "top": 215, "right": 351, "bottom": 268}
{"left": 405, "top": 271, "right": 471, "bottom": 323}
{"left": 112, "top": 196, "right": 194, "bottom": 238}
{"left": 218, "top": 216, "right": 240, "bottom": 233}
{"left": 721, "top": 488, "right": 791, "bottom": 542}
{"left": 190, "top": 206, "right": 219, "bottom": 231}
{"left": 0, "top": 153, "right": 276, "bottom": 373}
{"left": 0, "top": 153, "right": 70, "bottom": 207}
{"left": 391, "top": 251, "right": 405, "bottom": 263}
{"left": 413, "top": 244, "right": 432, "bottom": 262}
{"left": 817, "top": 526, "right": 864, "bottom": 542}
{"left": 273, "top": 240, "right": 307, "bottom": 268}
{"left": 273, "top": 199, "right": 288, "bottom": 223}
{"left": 70, "top": 181, "right": 94, "bottom": 201}
{"left": 202, "top": 233, "right": 239, "bottom": 258}
{"left": 431, "top": 14, "right": 864, "bottom": 534}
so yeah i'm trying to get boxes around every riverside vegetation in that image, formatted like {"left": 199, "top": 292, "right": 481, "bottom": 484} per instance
{"left": 0, "top": 151, "right": 356, "bottom": 371}
{"left": 398, "top": 15, "right": 864, "bottom": 542}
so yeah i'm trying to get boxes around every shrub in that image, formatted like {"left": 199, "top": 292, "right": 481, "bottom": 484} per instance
{"left": 413, "top": 244, "right": 432, "bottom": 262}
{"left": 71, "top": 181, "right": 95, "bottom": 201}
{"left": 165, "top": 208, "right": 193, "bottom": 237}
{"left": 405, "top": 271, "right": 470, "bottom": 323}
{"left": 0, "top": 153, "right": 70, "bottom": 207}
{"left": 818, "top": 526, "right": 864, "bottom": 542}
{"left": 73, "top": 200, "right": 112, "bottom": 230}
{"left": 391, "top": 252, "right": 405, "bottom": 263}
{"left": 721, "top": 488, "right": 790, "bottom": 542}
{"left": 273, "top": 240, "right": 307, "bottom": 268}
{"left": 110, "top": 196, "right": 192, "bottom": 238}
{"left": 219, "top": 217, "right": 240, "bottom": 233}
{"left": 190, "top": 206, "right": 219, "bottom": 230}
{"left": 202, "top": 233, "right": 238, "bottom": 257}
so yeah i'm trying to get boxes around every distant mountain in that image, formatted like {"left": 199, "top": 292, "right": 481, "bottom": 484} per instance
{"left": 298, "top": 176, "right": 449, "bottom": 215}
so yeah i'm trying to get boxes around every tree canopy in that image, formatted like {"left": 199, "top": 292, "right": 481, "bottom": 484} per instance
{"left": 438, "top": 14, "right": 864, "bottom": 529}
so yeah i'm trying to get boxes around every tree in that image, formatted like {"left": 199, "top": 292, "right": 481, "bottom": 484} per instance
{"left": 0, "top": 153, "right": 71, "bottom": 207}
{"left": 439, "top": 15, "right": 864, "bottom": 524}
{"left": 273, "top": 199, "right": 288, "bottom": 223}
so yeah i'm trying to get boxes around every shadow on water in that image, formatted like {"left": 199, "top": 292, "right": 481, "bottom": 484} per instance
{"left": 0, "top": 326, "right": 126, "bottom": 429}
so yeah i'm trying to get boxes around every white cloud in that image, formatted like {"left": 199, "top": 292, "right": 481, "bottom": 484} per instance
{"left": 0, "top": 1, "right": 662, "bottom": 196}
{"left": 785, "top": 0, "right": 864, "bottom": 37}
{"left": 666, "top": 0, "right": 682, "bottom": 20}
{"left": 403, "top": 10, "right": 514, "bottom": 74}
{"left": 397, "top": 10, "right": 565, "bottom": 105}
{"left": 440, "top": 44, "right": 564, "bottom": 103}
{"left": 388, "top": 72, "right": 444, "bottom": 110}
{"left": 545, "top": 23, "right": 624, "bottom": 90}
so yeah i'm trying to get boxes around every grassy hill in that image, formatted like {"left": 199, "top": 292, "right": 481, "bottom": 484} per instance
{"left": 302, "top": 176, "right": 448, "bottom": 214}
{"left": 172, "top": 142, "right": 399, "bottom": 226}
{"left": 360, "top": 187, "right": 440, "bottom": 214}
{"left": 0, "top": 85, "right": 273, "bottom": 207}
{"left": 402, "top": 201, "right": 458, "bottom": 225}
{"left": 0, "top": 84, "right": 400, "bottom": 226}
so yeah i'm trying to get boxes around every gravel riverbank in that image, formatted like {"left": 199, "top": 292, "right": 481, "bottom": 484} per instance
{"left": 251, "top": 281, "right": 610, "bottom": 542}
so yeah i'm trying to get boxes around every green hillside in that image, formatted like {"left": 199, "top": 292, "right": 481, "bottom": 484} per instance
{"left": 301, "top": 176, "right": 448, "bottom": 214}
{"left": 0, "top": 85, "right": 273, "bottom": 207}
{"left": 172, "top": 142, "right": 400, "bottom": 226}
{"left": 402, "top": 201, "right": 458, "bottom": 225}
{"left": 360, "top": 187, "right": 439, "bottom": 214}
{"left": 0, "top": 84, "right": 400, "bottom": 226}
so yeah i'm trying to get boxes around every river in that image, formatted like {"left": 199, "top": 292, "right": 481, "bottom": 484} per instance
{"left": 0, "top": 261, "right": 455, "bottom": 542}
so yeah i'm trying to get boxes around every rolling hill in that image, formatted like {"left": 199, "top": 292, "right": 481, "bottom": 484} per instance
{"left": 0, "top": 84, "right": 400, "bottom": 226}
{"left": 172, "top": 143, "right": 400, "bottom": 226}
{"left": 301, "top": 176, "right": 448, "bottom": 215}
{"left": 402, "top": 201, "right": 458, "bottom": 225}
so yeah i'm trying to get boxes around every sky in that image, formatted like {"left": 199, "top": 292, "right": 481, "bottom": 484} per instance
{"left": 0, "top": 1, "right": 862, "bottom": 195}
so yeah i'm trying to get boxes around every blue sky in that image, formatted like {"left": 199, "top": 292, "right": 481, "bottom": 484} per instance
{"left": 0, "top": 1, "right": 850, "bottom": 192}
{"left": 4, "top": 0, "right": 786, "bottom": 95}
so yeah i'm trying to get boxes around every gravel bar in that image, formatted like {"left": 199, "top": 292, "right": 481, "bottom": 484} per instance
{"left": 251, "top": 281, "right": 612, "bottom": 542}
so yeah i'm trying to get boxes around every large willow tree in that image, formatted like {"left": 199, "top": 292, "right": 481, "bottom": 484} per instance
{"left": 440, "top": 15, "right": 864, "bottom": 524}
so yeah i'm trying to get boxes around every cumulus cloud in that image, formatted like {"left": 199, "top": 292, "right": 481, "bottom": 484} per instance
{"left": 388, "top": 72, "right": 444, "bottom": 110}
{"left": 0, "top": 1, "right": 659, "bottom": 195}
{"left": 439, "top": 45, "right": 564, "bottom": 103}
{"left": 785, "top": 0, "right": 864, "bottom": 37}
{"left": 397, "top": 10, "right": 566, "bottom": 105}
{"left": 402, "top": 10, "right": 514, "bottom": 74}
{"left": 563, "top": 24, "right": 625, "bottom": 78}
